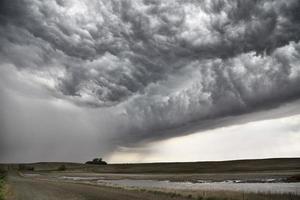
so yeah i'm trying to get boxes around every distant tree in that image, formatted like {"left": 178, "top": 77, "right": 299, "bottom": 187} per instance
{"left": 92, "top": 158, "right": 102, "bottom": 163}
{"left": 86, "top": 157, "right": 107, "bottom": 165}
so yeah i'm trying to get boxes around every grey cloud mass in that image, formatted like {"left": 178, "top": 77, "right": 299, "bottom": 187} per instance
{"left": 1, "top": 0, "right": 300, "bottom": 162}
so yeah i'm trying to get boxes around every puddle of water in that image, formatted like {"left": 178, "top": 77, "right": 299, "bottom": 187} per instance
{"left": 197, "top": 178, "right": 281, "bottom": 183}
{"left": 97, "top": 179, "right": 300, "bottom": 195}
{"left": 59, "top": 176, "right": 103, "bottom": 181}
{"left": 23, "top": 173, "right": 41, "bottom": 177}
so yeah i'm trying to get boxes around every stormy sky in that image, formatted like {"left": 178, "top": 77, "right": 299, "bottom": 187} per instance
{"left": 1, "top": 0, "right": 300, "bottom": 163}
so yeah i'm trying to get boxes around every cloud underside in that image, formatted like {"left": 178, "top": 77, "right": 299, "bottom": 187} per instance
{"left": 1, "top": 0, "right": 300, "bottom": 144}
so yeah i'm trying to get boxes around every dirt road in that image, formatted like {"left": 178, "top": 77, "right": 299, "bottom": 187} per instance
{"left": 7, "top": 174, "right": 187, "bottom": 200}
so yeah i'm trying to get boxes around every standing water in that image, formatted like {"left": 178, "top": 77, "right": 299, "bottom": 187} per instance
{"left": 97, "top": 179, "right": 300, "bottom": 195}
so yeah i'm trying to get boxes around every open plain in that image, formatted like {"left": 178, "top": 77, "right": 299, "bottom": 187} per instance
{"left": 1, "top": 158, "right": 300, "bottom": 200}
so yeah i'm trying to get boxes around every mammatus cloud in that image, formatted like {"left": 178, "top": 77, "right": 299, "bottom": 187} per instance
{"left": 1, "top": 0, "right": 300, "bottom": 160}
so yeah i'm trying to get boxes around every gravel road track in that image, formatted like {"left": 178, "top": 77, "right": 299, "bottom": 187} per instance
{"left": 6, "top": 173, "right": 188, "bottom": 200}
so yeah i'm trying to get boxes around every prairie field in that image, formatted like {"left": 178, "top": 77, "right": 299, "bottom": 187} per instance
{"left": 1, "top": 158, "right": 300, "bottom": 200}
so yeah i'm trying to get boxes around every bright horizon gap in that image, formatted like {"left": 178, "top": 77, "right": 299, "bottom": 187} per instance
{"left": 108, "top": 113, "right": 300, "bottom": 164}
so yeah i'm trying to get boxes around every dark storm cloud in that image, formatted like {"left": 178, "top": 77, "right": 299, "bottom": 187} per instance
{"left": 1, "top": 0, "right": 300, "bottom": 150}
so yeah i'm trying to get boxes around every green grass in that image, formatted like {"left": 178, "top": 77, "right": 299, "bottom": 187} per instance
{"left": 200, "top": 191, "right": 300, "bottom": 200}
{"left": 0, "top": 171, "right": 5, "bottom": 200}
{"left": 144, "top": 188, "right": 300, "bottom": 200}
{"left": 196, "top": 192, "right": 300, "bottom": 200}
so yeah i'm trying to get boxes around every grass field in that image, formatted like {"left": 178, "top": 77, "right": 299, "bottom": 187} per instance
{"left": 0, "top": 170, "right": 6, "bottom": 200}
{"left": 136, "top": 188, "right": 300, "bottom": 200}
{"left": 2, "top": 158, "right": 300, "bottom": 174}
{"left": 2, "top": 158, "right": 300, "bottom": 200}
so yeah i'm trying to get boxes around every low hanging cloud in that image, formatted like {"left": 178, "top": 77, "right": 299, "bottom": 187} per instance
{"left": 1, "top": 0, "right": 300, "bottom": 155}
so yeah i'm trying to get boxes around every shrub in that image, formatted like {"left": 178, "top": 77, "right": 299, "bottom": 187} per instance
{"left": 58, "top": 165, "right": 66, "bottom": 171}
{"left": 18, "top": 164, "right": 34, "bottom": 171}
